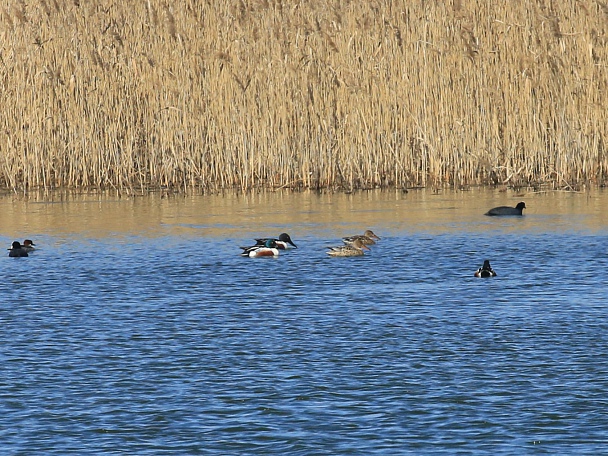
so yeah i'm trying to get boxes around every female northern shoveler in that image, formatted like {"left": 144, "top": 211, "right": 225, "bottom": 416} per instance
{"left": 327, "top": 238, "right": 370, "bottom": 257}
{"left": 474, "top": 260, "right": 497, "bottom": 277}
{"left": 8, "top": 241, "right": 29, "bottom": 257}
{"left": 22, "top": 239, "right": 36, "bottom": 253}
{"left": 485, "top": 202, "right": 526, "bottom": 216}
{"left": 254, "top": 233, "right": 297, "bottom": 249}
{"left": 342, "top": 229, "right": 381, "bottom": 246}
{"left": 240, "top": 239, "right": 280, "bottom": 258}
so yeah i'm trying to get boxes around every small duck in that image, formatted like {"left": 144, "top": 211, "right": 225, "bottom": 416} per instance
{"left": 8, "top": 241, "right": 29, "bottom": 258}
{"left": 342, "top": 230, "right": 381, "bottom": 246}
{"left": 254, "top": 233, "right": 297, "bottom": 249}
{"left": 474, "top": 260, "right": 497, "bottom": 277}
{"left": 485, "top": 202, "right": 526, "bottom": 216}
{"left": 327, "top": 238, "right": 371, "bottom": 257}
{"left": 240, "top": 239, "right": 280, "bottom": 258}
{"left": 22, "top": 239, "right": 36, "bottom": 253}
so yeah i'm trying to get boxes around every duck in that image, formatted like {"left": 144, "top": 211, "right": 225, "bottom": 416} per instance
{"left": 474, "top": 260, "right": 497, "bottom": 277}
{"left": 342, "top": 229, "right": 381, "bottom": 246}
{"left": 8, "top": 241, "right": 29, "bottom": 257}
{"left": 327, "top": 238, "right": 371, "bottom": 257}
{"left": 240, "top": 239, "right": 280, "bottom": 258}
{"left": 22, "top": 239, "right": 36, "bottom": 253}
{"left": 485, "top": 202, "right": 526, "bottom": 216}
{"left": 254, "top": 233, "right": 297, "bottom": 249}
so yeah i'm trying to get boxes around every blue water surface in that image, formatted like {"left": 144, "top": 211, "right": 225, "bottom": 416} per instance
{"left": 1, "top": 212, "right": 608, "bottom": 454}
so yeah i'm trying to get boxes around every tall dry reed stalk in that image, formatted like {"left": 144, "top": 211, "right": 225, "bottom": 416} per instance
{"left": 0, "top": 0, "right": 607, "bottom": 193}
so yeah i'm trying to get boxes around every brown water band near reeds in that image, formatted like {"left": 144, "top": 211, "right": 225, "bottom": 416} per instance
{"left": 1, "top": 1, "right": 607, "bottom": 194}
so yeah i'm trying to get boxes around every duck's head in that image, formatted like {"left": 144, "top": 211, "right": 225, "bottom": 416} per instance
{"left": 482, "top": 260, "right": 492, "bottom": 269}
{"left": 364, "top": 230, "right": 380, "bottom": 240}
{"left": 264, "top": 239, "right": 277, "bottom": 248}
{"left": 516, "top": 202, "right": 526, "bottom": 210}
{"left": 23, "top": 239, "right": 35, "bottom": 247}
{"left": 10, "top": 241, "right": 22, "bottom": 249}
{"left": 278, "top": 233, "right": 297, "bottom": 248}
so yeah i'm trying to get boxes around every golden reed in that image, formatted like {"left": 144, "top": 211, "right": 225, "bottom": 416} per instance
{"left": 0, "top": 1, "right": 606, "bottom": 193}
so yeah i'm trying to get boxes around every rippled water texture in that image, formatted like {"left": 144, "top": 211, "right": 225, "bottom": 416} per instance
{"left": 1, "top": 189, "right": 608, "bottom": 454}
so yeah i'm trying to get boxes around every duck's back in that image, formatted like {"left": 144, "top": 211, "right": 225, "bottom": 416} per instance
{"left": 485, "top": 203, "right": 525, "bottom": 216}
{"left": 486, "top": 206, "right": 516, "bottom": 216}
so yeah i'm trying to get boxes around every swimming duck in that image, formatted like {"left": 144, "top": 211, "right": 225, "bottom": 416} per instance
{"left": 22, "top": 239, "right": 36, "bottom": 253}
{"left": 240, "top": 239, "right": 280, "bottom": 257}
{"left": 485, "top": 202, "right": 526, "bottom": 216}
{"left": 342, "top": 230, "right": 381, "bottom": 246}
{"left": 254, "top": 233, "right": 297, "bottom": 249}
{"left": 327, "top": 238, "right": 371, "bottom": 257}
{"left": 8, "top": 241, "right": 29, "bottom": 257}
{"left": 474, "top": 260, "right": 497, "bottom": 277}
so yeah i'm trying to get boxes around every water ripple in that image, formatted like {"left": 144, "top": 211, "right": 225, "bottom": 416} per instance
{"left": 1, "top": 231, "right": 608, "bottom": 454}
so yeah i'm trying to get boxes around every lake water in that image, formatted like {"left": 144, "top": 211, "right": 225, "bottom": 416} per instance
{"left": 1, "top": 188, "right": 608, "bottom": 454}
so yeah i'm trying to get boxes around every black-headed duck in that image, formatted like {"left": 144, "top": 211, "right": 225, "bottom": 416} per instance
{"left": 475, "top": 260, "right": 497, "bottom": 277}
{"left": 485, "top": 202, "right": 526, "bottom": 216}
{"left": 8, "top": 241, "right": 28, "bottom": 258}
{"left": 254, "top": 233, "right": 297, "bottom": 249}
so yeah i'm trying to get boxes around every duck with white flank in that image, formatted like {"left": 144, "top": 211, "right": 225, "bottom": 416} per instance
{"left": 240, "top": 239, "right": 280, "bottom": 258}
{"left": 21, "top": 239, "right": 36, "bottom": 253}
{"left": 254, "top": 233, "right": 297, "bottom": 249}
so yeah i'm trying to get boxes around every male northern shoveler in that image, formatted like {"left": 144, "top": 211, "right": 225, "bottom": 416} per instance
{"left": 485, "top": 202, "right": 526, "bottom": 216}
{"left": 22, "top": 239, "right": 36, "bottom": 253}
{"left": 342, "top": 230, "right": 381, "bottom": 246}
{"left": 254, "top": 233, "right": 297, "bottom": 249}
{"left": 8, "top": 241, "right": 29, "bottom": 258}
{"left": 474, "top": 260, "right": 497, "bottom": 277}
{"left": 240, "top": 239, "right": 280, "bottom": 258}
{"left": 327, "top": 238, "right": 370, "bottom": 257}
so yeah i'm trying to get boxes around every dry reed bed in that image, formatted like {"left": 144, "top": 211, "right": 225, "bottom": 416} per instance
{"left": 0, "top": 0, "right": 607, "bottom": 192}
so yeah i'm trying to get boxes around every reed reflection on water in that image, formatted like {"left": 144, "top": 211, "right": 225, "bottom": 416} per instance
{"left": 1, "top": 188, "right": 608, "bottom": 454}
{"left": 3, "top": 187, "right": 608, "bottom": 238}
